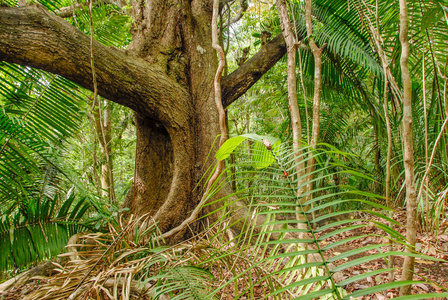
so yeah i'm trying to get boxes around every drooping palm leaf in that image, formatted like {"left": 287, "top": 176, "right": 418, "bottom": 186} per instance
{"left": 206, "top": 135, "right": 446, "bottom": 298}
{"left": 0, "top": 62, "right": 112, "bottom": 271}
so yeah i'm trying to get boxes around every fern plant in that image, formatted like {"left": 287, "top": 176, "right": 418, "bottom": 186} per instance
{"left": 0, "top": 0, "right": 133, "bottom": 272}
{"left": 208, "top": 134, "right": 446, "bottom": 299}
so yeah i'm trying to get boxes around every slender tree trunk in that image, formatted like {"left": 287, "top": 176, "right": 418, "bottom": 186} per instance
{"left": 228, "top": 113, "right": 237, "bottom": 192}
{"left": 399, "top": 0, "right": 417, "bottom": 295}
{"left": 246, "top": 109, "right": 253, "bottom": 193}
{"left": 305, "top": 0, "right": 324, "bottom": 201}
{"left": 276, "top": 0, "right": 306, "bottom": 204}
{"left": 423, "top": 56, "right": 429, "bottom": 219}
{"left": 94, "top": 100, "right": 115, "bottom": 205}
{"left": 90, "top": 128, "right": 101, "bottom": 196}
{"left": 372, "top": 2, "right": 395, "bottom": 280}
{"left": 373, "top": 116, "right": 382, "bottom": 194}
{"left": 383, "top": 68, "right": 394, "bottom": 281}
{"left": 276, "top": 0, "right": 311, "bottom": 246}
{"left": 298, "top": 47, "right": 310, "bottom": 144}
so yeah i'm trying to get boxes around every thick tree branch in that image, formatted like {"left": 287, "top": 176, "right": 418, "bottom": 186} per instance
{"left": 221, "top": 33, "right": 287, "bottom": 108}
{"left": 0, "top": 4, "right": 190, "bottom": 128}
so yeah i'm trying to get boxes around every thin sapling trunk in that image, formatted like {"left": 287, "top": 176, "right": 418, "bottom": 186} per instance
{"left": 305, "top": 0, "right": 325, "bottom": 203}
{"left": 399, "top": 0, "right": 418, "bottom": 295}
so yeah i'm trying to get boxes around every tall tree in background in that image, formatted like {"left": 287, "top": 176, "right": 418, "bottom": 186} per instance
{"left": 399, "top": 0, "right": 417, "bottom": 295}
{"left": 304, "top": 0, "right": 324, "bottom": 201}
{"left": 91, "top": 99, "right": 116, "bottom": 205}
{"left": 276, "top": 0, "right": 307, "bottom": 214}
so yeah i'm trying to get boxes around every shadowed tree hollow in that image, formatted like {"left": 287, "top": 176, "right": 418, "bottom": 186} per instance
{"left": 0, "top": 1, "right": 288, "bottom": 233}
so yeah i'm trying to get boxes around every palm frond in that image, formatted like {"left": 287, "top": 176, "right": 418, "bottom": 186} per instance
{"left": 0, "top": 62, "right": 112, "bottom": 271}
{"left": 207, "top": 135, "right": 445, "bottom": 298}
{"left": 0, "top": 192, "right": 93, "bottom": 271}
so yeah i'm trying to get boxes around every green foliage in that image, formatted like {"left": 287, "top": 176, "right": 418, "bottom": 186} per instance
{"left": 0, "top": 62, "right": 109, "bottom": 271}
{"left": 0, "top": 192, "right": 94, "bottom": 271}
{"left": 227, "top": 0, "right": 448, "bottom": 234}
{"left": 3, "top": 0, "right": 133, "bottom": 47}
{"left": 0, "top": 62, "right": 84, "bottom": 210}
{"left": 216, "top": 134, "right": 280, "bottom": 168}
{"left": 24, "top": 140, "right": 447, "bottom": 299}
{"left": 0, "top": 0, "right": 134, "bottom": 273}
{"left": 208, "top": 138, "right": 444, "bottom": 298}
{"left": 149, "top": 266, "right": 216, "bottom": 300}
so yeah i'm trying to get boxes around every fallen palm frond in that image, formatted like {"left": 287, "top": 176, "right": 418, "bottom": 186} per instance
{"left": 24, "top": 213, "right": 280, "bottom": 300}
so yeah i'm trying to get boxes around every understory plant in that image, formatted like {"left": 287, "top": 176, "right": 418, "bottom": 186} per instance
{"left": 23, "top": 135, "right": 448, "bottom": 299}
{"left": 0, "top": 62, "right": 110, "bottom": 272}
{"left": 0, "top": 191, "right": 94, "bottom": 271}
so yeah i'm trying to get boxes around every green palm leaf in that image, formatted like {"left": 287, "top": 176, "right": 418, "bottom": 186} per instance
{"left": 206, "top": 136, "right": 442, "bottom": 298}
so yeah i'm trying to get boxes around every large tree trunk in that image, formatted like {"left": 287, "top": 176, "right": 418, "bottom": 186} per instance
{"left": 124, "top": 0, "right": 220, "bottom": 233}
{"left": 0, "top": 1, "right": 288, "bottom": 234}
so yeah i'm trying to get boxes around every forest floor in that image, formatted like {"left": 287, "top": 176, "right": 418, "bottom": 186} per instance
{"left": 1, "top": 208, "right": 447, "bottom": 299}
{"left": 218, "top": 208, "right": 448, "bottom": 299}
{"left": 314, "top": 207, "right": 448, "bottom": 299}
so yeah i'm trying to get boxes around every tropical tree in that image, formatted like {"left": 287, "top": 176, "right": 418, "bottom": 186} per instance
{"left": 2, "top": 0, "right": 448, "bottom": 297}
{"left": 0, "top": 0, "right": 291, "bottom": 235}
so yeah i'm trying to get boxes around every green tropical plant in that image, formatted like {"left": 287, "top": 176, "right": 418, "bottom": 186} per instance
{"left": 0, "top": 62, "right": 107, "bottom": 271}
{"left": 356, "top": 0, "right": 448, "bottom": 233}
{"left": 0, "top": 191, "right": 94, "bottom": 271}
{"left": 0, "top": 0, "right": 132, "bottom": 271}
{"left": 234, "top": 0, "right": 448, "bottom": 236}
{"left": 24, "top": 136, "right": 448, "bottom": 299}
{"left": 0, "top": 63, "right": 83, "bottom": 204}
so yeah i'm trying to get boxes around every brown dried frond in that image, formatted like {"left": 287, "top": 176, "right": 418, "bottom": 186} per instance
{"left": 25, "top": 214, "right": 289, "bottom": 300}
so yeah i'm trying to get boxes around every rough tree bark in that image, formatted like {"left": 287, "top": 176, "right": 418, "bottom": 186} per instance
{"left": 0, "top": 2, "right": 289, "bottom": 234}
